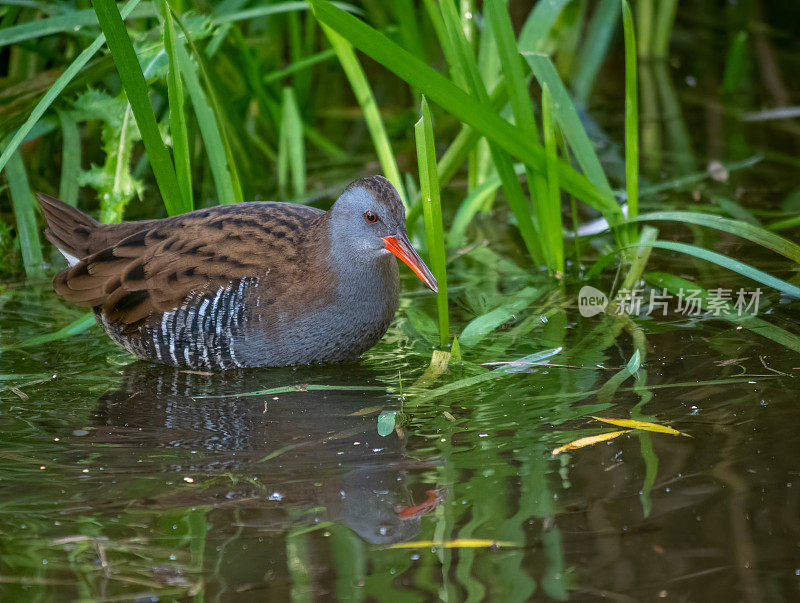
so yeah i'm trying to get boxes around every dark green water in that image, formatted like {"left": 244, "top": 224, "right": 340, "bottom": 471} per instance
{"left": 2, "top": 266, "right": 799, "bottom": 600}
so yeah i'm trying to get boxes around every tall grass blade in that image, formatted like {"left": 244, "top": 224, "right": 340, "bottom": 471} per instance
{"left": 92, "top": 0, "right": 185, "bottom": 215}
{"left": 571, "top": 0, "right": 619, "bottom": 105}
{"left": 541, "top": 84, "right": 564, "bottom": 275}
{"left": 436, "top": 79, "right": 507, "bottom": 190}
{"left": 0, "top": 0, "right": 142, "bottom": 176}
{"left": 484, "top": 0, "right": 538, "bottom": 138}
{"left": 0, "top": 5, "right": 156, "bottom": 47}
{"left": 652, "top": 0, "right": 678, "bottom": 57}
{"left": 636, "top": 0, "right": 654, "bottom": 57}
{"left": 321, "top": 23, "right": 407, "bottom": 208}
{"left": 263, "top": 48, "right": 337, "bottom": 84}
{"left": 0, "top": 10, "right": 101, "bottom": 47}
{"left": 598, "top": 240, "right": 800, "bottom": 298}
{"left": 415, "top": 97, "right": 448, "bottom": 348}
{"left": 436, "top": 0, "right": 544, "bottom": 264}
{"left": 56, "top": 109, "right": 80, "bottom": 207}
{"left": 5, "top": 150, "right": 44, "bottom": 277}
{"left": 485, "top": 0, "right": 551, "bottom": 257}
{"left": 523, "top": 54, "right": 615, "bottom": 200}
{"left": 631, "top": 211, "right": 800, "bottom": 263}
{"left": 622, "top": 0, "right": 639, "bottom": 227}
{"left": 278, "top": 87, "right": 306, "bottom": 199}
{"left": 406, "top": 80, "right": 509, "bottom": 229}
{"left": 309, "top": 0, "right": 622, "bottom": 222}
{"left": 722, "top": 31, "right": 749, "bottom": 95}
{"left": 518, "top": 0, "right": 570, "bottom": 53}
{"left": 159, "top": 0, "right": 192, "bottom": 211}
{"left": 215, "top": 1, "right": 363, "bottom": 24}
{"left": 392, "top": 0, "right": 425, "bottom": 60}
{"left": 174, "top": 43, "right": 236, "bottom": 205}
{"left": 420, "top": 0, "right": 468, "bottom": 89}
{"left": 173, "top": 12, "right": 244, "bottom": 204}
{"left": 205, "top": 0, "right": 249, "bottom": 56}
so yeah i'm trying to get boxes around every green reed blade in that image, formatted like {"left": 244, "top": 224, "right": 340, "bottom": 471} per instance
{"left": 594, "top": 239, "right": 800, "bottom": 298}
{"left": 542, "top": 83, "right": 564, "bottom": 275}
{"left": 321, "top": 23, "right": 407, "bottom": 209}
{"left": 215, "top": 1, "right": 363, "bottom": 24}
{"left": 173, "top": 12, "right": 244, "bottom": 204}
{"left": 175, "top": 43, "right": 236, "bottom": 205}
{"left": 652, "top": 0, "right": 678, "bottom": 58}
{"left": 415, "top": 97, "right": 448, "bottom": 348}
{"left": 278, "top": 87, "right": 306, "bottom": 199}
{"left": 392, "top": 0, "right": 425, "bottom": 59}
{"left": 0, "top": 0, "right": 141, "bottom": 177}
{"left": 5, "top": 150, "right": 44, "bottom": 277}
{"left": 518, "top": 0, "right": 570, "bottom": 54}
{"left": 722, "top": 31, "right": 749, "bottom": 95}
{"left": 523, "top": 54, "right": 615, "bottom": 199}
{"left": 309, "top": 0, "right": 620, "bottom": 221}
{"left": 205, "top": 0, "right": 249, "bottom": 56}
{"left": 635, "top": 0, "right": 653, "bottom": 57}
{"left": 571, "top": 0, "right": 619, "bottom": 105}
{"left": 92, "top": 0, "right": 185, "bottom": 215}
{"left": 622, "top": 0, "right": 639, "bottom": 226}
{"left": 159, "top": 0, "right": 192, "bottom": 211}
{"left": 420, "top": 0, "right": 468, "bottom": 89}
{"left": 0, "top": 5, "right": 157, "bottom": 47}
{"left": 0, "top": 9, "right": 99, "bottom": 47}
{"left": 407, "top": 78, "right": 508, "bottom": 228}
{"left": 485, "top": 0, "right": 552, "bottom": 261}
{"left": 436, "top": 0, "right": 544, "bottom": 264}
{"left": 56, "top": 109, "right": 80, "bottom": 207}
{"left": 631, "top": 211, "right": 800, "bottom": 263}
{"left": 263, "top": 48, "right": 336, "bottom": 84}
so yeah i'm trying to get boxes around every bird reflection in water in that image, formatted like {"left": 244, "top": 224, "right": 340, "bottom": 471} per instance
{"left": 91, "top": 362, "right": 443, "bottom": 545}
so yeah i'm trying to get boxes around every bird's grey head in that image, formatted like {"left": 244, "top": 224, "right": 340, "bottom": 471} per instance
{"left": 329, "top": 175, "right": 406, "bottom": 252}
{"left": 329, "top": 176, "right": 437, "bottom": 292}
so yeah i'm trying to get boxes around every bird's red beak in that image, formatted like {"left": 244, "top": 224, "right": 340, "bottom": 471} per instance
{"left": 382, "top": 233, "right": 438, "bottom": 293}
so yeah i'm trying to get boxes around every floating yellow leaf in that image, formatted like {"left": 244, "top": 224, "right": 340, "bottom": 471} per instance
{"left": 387, "top": 539, "right": 515, "bottom": 549}
{"left": 591, "top": 416, "right": 690, "bottom": 437}
{"left": 551, "top": 430, "right": 630, "bottom": 456}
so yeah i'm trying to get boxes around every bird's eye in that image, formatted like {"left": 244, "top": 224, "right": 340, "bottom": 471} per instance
{"left": 364, "top": 210, "right": 378, "bottom": 223}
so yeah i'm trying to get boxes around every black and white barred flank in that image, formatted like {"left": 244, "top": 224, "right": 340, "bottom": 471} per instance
{"left": 100, "top": 278, "right": 259, "bottom": 369}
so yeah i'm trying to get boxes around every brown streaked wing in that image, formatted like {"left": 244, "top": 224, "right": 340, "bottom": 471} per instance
{"left": 53, "top": 202, "right": 328, "bottom": 329}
